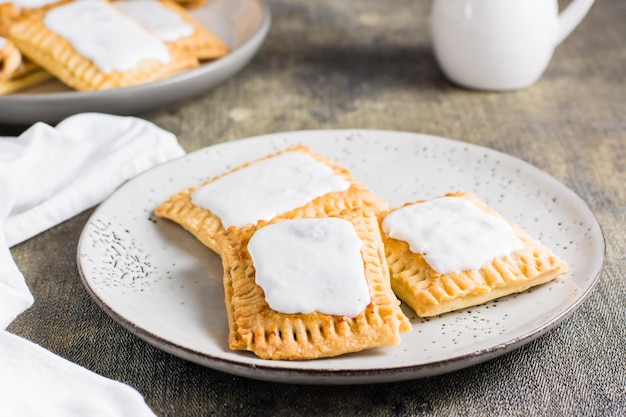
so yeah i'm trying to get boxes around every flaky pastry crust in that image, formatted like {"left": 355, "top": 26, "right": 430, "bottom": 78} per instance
{"left": 155, "top": 144, "right": 389, "bottom": 254}
{"left": 5, "top": 2, "right": 198, "bottom": 91}
{"left": 217, "top": 208, "right": 411, "bottom": 360}
{"left": 380, "top": 191, "right": 568, "bottom": 317}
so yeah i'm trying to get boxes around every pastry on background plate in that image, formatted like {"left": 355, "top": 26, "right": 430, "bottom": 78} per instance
{"left": 166, "top": 0, "right": 206, "bottom": 9}
{"left": 155, "top": 144, "right": 389, "bottom": 254}
{"left": 113, "top": 0, "right": 229, "bottom": 61}
{"left": 0, "top": 35, "right": 51, "bottom": 94}
{"left": 217, "top": 208, "right": 411, "bottom": 360}
{"left": 380, "top": 191, "right": 568, "bottom": 317}
{"left": 0, "top": 0, "right": 70, "bottom": 34}
{"left": 0, "top": 35, "right": 20, "bottom": 82}
{"left": 5, "top": 0, "right": 198, "bottom": 90}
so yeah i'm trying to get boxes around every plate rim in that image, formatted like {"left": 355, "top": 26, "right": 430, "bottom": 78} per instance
{"left": 76, "top": 129, "right": 606, "bottom": 384}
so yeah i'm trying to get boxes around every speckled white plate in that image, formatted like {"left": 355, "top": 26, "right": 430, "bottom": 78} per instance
{"left": 77, "top": 130, "right": 605, "bottom": 384}
{"left": 0, "top": 0, "right": 270, "bottom": 125}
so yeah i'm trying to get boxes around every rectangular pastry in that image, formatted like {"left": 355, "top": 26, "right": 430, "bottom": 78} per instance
{"left": 380, "top": 191, "right": 568, "bottom": 317}
{"left": 216, "top": 208, "right": 411, "bottom": 360}
{"left": 0, "top": 36, "right": 51, "bottom": 94}
{"left": 0, "top": 59, "right": 51, "bottom": 94}
{"left": 113, "top": 0, "right": 229, "bottom": 61}
{"left": 0, "top": 35, "right": 20, "bottom": 82}
{"left": 5, "top": 0, "right": 198, "bottom": 91}
{"left": 155, "top": 144, "right": 389, "bottom": 254}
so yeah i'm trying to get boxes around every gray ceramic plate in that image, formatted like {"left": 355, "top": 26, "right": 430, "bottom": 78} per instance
{"left": 0, "top": 0, "right": 270, "bottom": 125}
{"left": 77, "top": 130, "right": 605, "bottom": 384}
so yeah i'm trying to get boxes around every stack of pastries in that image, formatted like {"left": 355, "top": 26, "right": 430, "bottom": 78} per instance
{"left": 0, "top": 0, "right": 228, "bottom": 94}
{"left": 155, "top": 145, "right": 568, "bottom": 360}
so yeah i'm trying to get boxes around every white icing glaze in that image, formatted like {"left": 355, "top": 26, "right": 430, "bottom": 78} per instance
{"left": 43, "top": 0, "right": 170, "bottom": 73}
{"left": 382, "top": 196, "right": 523, "bottom": 274}
{"left": 0, "top": 0, "right": 59, "bottom": 8}
{"left": 191, "top": 151, "right": 351, "bottom": 228}
{"left": 248, "top": 218, "right": 370, "bottom": 317}
{"left": 115, "top": 0, "right": 194, "bottom": 42}
{"left": 0, "top": 37, "right": 6, "bottom": 50}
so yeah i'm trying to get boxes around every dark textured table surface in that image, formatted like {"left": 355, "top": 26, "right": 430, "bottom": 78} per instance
{"left": 4, "top": 0, "right": 625, "bottom": 416}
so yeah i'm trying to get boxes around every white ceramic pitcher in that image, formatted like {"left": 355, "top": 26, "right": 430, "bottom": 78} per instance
{"left": 431, "top": 0, "right": 595, "bottom": 91}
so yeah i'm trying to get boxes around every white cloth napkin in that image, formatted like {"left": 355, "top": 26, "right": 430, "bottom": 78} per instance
{"left": 0, "top": 113, "right": 186, "bottom": 416}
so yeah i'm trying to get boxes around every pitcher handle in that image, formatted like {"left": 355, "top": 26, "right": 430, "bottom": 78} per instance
{"left": 557, "top": 0, "right": 595, "bottom": 45}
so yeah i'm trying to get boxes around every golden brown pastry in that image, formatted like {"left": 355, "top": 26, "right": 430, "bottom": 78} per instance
{"left": 0, "top": 35, "right": 20, "bottom": 82}
{"left": 113, "top": 0, "right": 229, "bottom": 60}
{"left": 0, "top": 36, "right": 51, "bottom": 94}
{"left": 217, "top": 208, "right": 411, "bottom": 360}
{"left": 380, "top": 191, "right": 568, "bottom": 317}
{"left": 0, "top": 59, "right": 51, "bottom": 95}
{"left": 5, "top": 0, "right": 198, "bottom": 91}
{"left": 155, "top": 144, "right": 389, "bottom": 255}
{"left": 0, "top": 0, "right": 69, "bottom": 36}
{"left": 0, "top": 3, "right": 20, "bottom": 36}
{"left": 168, "top": 0, "right": 206, "bottom": 9}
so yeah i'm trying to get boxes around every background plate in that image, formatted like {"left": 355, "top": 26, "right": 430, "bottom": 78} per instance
{"left": 77, "top": 130, "right": 604, "bottom": 384}
{"left": 0, "top": 0, "right": 271, "bottom": 125}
